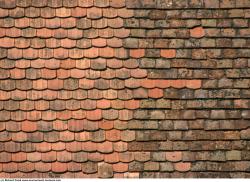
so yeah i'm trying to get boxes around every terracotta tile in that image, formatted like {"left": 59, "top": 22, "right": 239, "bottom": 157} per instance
{"left": 148, "top": 88, "right": 164, "bottom": 98}
{"left": 97, "top": 99, "right": 111, "bottom": 109}
{"left": 99, "top": 120, "right": 114, "bottom": 130}
{"left": 12, "top": 152, "right": 27, "bottom": 162}
{"left": 2, "top": 162, "right": 18, "bottom": 173}
{"left": 97, "top": 141, "right": 113, "bottom": 153}
{"left": 52, "top": 162, "right": 68, "bottom": 173}
{"left": 0, "top": 37, "right": 14, "bottom": 48}
{"left": 110, "top": 0, "right": 125, "bottom": 8}
{"left": 104, "top": 152, "right": 119, "bottom": 163}
{"left": 190, "top": 26, "right": 205, "bottom": 38}
{"left": 113, "top": 163, "right": 128, "bottom": 173}
{"left": 161, "top": 49, "right": 176, "bottom": 58}
{"left": 72, "top": 7, "right": 87, "bottom": 17}
{"left": 35, "top": 162, "right": 51, "bottom": 172}
{"left": 166, "top": 151, "right": 182, "bottom": 162}
{"left": 66, "top": 141, "right": 82, "bottom": 152}
{"left": 27, "top": 152, "right": 41, "bottom": 162}
{"left": 174, "top": 162, "right": 191, "bottom": 172}
{"left": 82, "top": 141, "right": 97, "bottom": 152}
{"left": 88, "top": 152, "right": 104, "bottom": 162}
{"left": 106, "top": 129, "right": 121, "bottom": 141}
{"left": 86, "top": 109, "right": 102, "bottom": 121}
{"left": 51, "top": 142, "right": 66, "bottom": 151}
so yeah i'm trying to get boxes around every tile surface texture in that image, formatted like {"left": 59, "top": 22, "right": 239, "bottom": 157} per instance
{"left": 0, "top": 0, "right": 250, "bottom": 178}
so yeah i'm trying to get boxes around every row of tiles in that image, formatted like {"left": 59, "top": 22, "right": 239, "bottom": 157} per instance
{"left": 0, "top": 140, "right": 249, "bottom": 152}
{"left": 2, "top": 37, "right": 250, "bottom": 49}
{"left": 0, "top": 99, "right": 249, "bottom": 110}
{"left": 1, "top": 18, "right": 250, "bottom": 30}
{"left": 0, "top": 59, "right": 249, "bottom": 69}
{"left": 0, "top": 128, "right": 249, "bottom": 143}
{"left": 0, "top": 28, "right": 249, "bottom": 39}
{"left": 1, "top": 48, "right": 250, "bottom": 59}
{"left": 0, "top": 119, "right": 249, "bottom": 131}
{"left": 0, "top": 109, "right": 249, "bottom": 121}
{"left": 1, "top": 150, "right": 249, "bottom": 163}
{"left": 1, "top": 8, "right": 250, "bottom": 19}
{"left": 0, "top": 87, "right": 249, "bottom": 99}
{"left": 1, "top": 0, "right": 249, "bottom": 9}
{"left": 0, "top": 7, "right": 134, "bottom": 19}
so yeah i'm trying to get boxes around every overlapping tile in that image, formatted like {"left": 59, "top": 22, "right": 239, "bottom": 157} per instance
{"left": 0, "top": 0, "right": 249, "bottom": 179}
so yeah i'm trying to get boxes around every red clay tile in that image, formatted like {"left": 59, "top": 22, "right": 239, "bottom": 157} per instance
{"left": 0, "top": 90, "right": 10, "bottom": 100}
{"left": 119, "top": 152, "right": 134, "bottom": 162}
{"left": 104, "top": 152, "right": 120, "bottom": 163}
{"left": 37, "top": 28, "right": 53, "bottom": 38}
{"left": 87, "top": 7, "right": 102, "bottom": 19}
{"left": 97, "top": 141, "right": 113, "bottom": 153}
{"left": 110, "top": 0, "right": 125, "bottom": 7}
{"left": 35, "top": 142, "right": 51, "bottom": 152}
{"left": 32, "top": 80, "right": 47, "bottom": 90}
{"left": 108, "top": 18, "right": 123, "bottom": 28}
{"left": 190, "top": 26, "right": 205, "bottom": 38}
{"left": 97, "top": 99, "right": 111, "bottom": 109}
{"left": 53, "top": 120, "right": 68, "bottom": 131}
{"left": 131, "top": 69, "right": 147, "bottom": 78}
{"left": 99, "top": 47, "right": 114, "bottom": 58}
{"left": 92, "top": 38, "right": 107, "bottom": 47}
{"left": 107, "top": 38, "right": 122, "bottom": 48}
{"left": 15, "top": 18, "right": 29, "bottom": 28}
{"left": 130, "top": 49, "right": 145, "bottom": 58}
{"left": 86, "top": 109, "right": 102, "bottom": 121}
{"left": 22, "top": 121, "right": 37, "bottom": 132}
{"left": 166, "top": 151, "right": 182, "bottom": 162}
{"left": 68, "top": 162, "right": 82, "bottom": 172}
{"left": 111, "top": 100, "right": 124, "bottom": 109}
{"left": 118, "top": 8, "right": 134, "bottom": 18}
{"left": 142, "top": 79, "right": 156, "bottom": 89}
{"left": 174, "top": 162, "right": 191, "bottom": 172}
{"left": 61, "top": 39, "right": 76, "bottom": 48}
{"left": 8, "top": 48, "right": 22, "bottom": 59}
{"left": 84, "top": 48, "right": 99, "bottom": 58}
{"left": 161, "top": 49, "right": 176, "bottom": 58}
{"left": 51, "top": 142, "right": 66, "bottom": 151}
{"left": 52, "top": 162, "right": 68, "bottom": 173}
{"left": 12, "top": 152, "right": 27, "bottom": 162}
{"left": 56, "top": 8, "right": 71, "bottom": 17}
{"left": 60, "top": 131, "right": 74, "bottom": 142}
{"left": 47, "top": 79, "right": 63, "bottom": 90}
{"left": 2, "top": 162, "right": 18, "bottom": 173}
{"left": 0, "top": 37, "right": 14, "bottom": 48}
{"left": 72, "top": 7, "right": 87, "bottom": 17}
{"left": 70, "top": 69, "right": 85, "bottom": 78}
{"left": 114, "top": 28, "right": 130, "bottom": 38}
{"left": 156, "top": 80, "right": 171, "bottom": 88}
{"left": 125, "top": 100, "right": 140, "bottom": 109}
{"left": 170, "top": 80, "right": 186, "bottom": 88}
{"left": 54, "top": 48, "right": 69, "bottom": 59}
{"left": 119, "top": 110, "right": 133, "bottom": 120}
{"left": 57, "top": 69, "right": 70, "bottom": 79}
{"left": 106, "top": 129, "right": 121, "bottom": 141}
{"left": 186, "top": 80, "right": 202, "bottom": 89}
{"left": 27, "top": 152, "right": 41, "bottom": 162}
{"left": 113, "top": 163, "right": 128, "bottom": 173}
{"left": 99, "top": 120, "right": 114, "bottom": 130}
{"left": 148, "top": 88, "right": 164, "bottom": 98}
{"left": 88, "top": 152, "right": 104, "bottom": 162}
{"left": 10, "top": 68, "right": 25, "bottom": 79}
{"left": 35, "top": 162, "right": 51, "bottom": 172}
{"left": 63, "top": 142, "right": 78, "bottom": 152}
{"left": 82, "top": 141, "right": 97, "bottom": 152}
